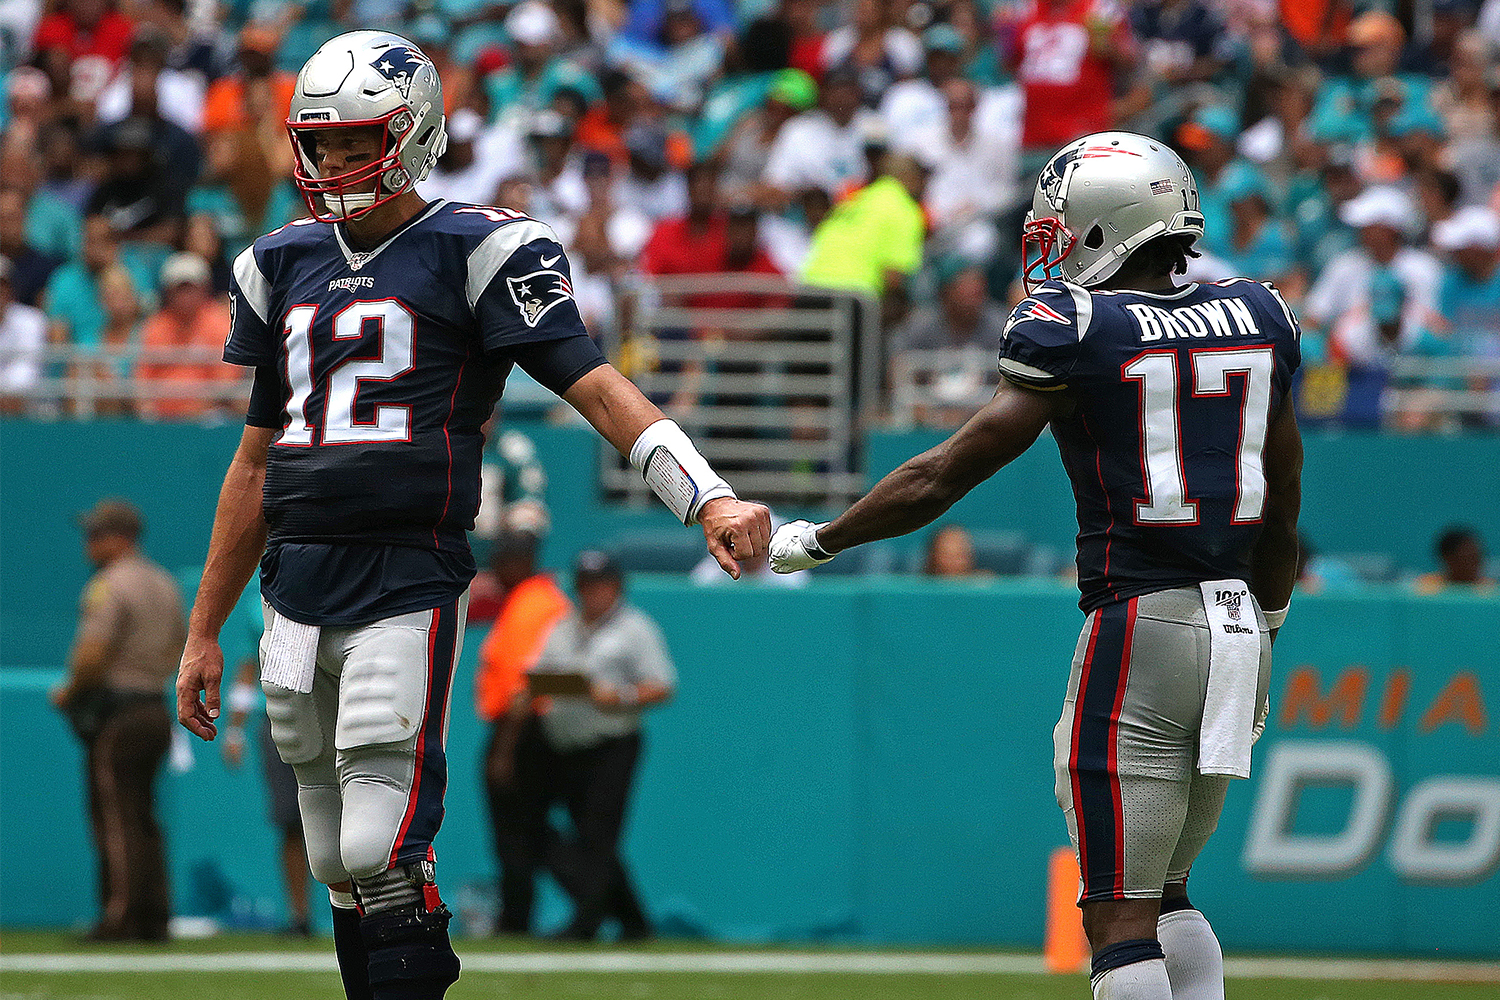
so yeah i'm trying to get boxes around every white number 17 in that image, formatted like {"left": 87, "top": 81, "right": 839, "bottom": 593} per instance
{"left": 1122, "top": 347, "right": 1274, "bottom": 525}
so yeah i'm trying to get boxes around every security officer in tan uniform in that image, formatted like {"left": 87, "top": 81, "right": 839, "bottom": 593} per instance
{"left": 52, "top": 499, "right": 186, "bottom": 941}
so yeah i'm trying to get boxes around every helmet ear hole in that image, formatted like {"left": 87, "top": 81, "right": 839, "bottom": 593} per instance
{"left": 1083, "top": 224, "right": 1105, "bottom": 250}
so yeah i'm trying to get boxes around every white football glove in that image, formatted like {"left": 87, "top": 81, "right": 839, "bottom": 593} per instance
{"left": 769, "top": 520, "right": 836, "bottom": 573}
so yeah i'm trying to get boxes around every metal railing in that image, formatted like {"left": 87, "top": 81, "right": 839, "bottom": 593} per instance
{"left": 1384, "top": 356, "right": 1500, "bottom": 427}
{"left": 606, "top": 274, "right": 881, "bottom": 505}
{"left": 887, "top": 347, "right": 1003, "bottom": 428}
{"left": 5, "top": 345, "right": 252, "bottom": 420}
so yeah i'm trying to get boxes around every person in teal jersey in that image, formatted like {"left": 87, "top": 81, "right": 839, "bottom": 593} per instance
{"left": 1430, "top": 207, "right": 1500, "bottom": 426}
{"left": 1306, "top": 11, "right": 1434, "bottom": 146}
{"left": 41, "top": 217, "right": 148, "bottom": 350}
{"left": 688, "top": 16, "right": 792, "bottom": 159}
{"left": 186, "top": 132, "right": 255, "bottom": 260}
{"left": 485, "top": 2, "right": 601, "bottom": 125}
{"left": 1179, "top": 105, "right": 1255, "bottom": 260}
{"left": 1218, "top": 170, "right": 1296, "bottom": 284}
{"left": 1285, "top": 147, "right": 1359, "bottom": 275}
{"left": 272, "top": 0, "right": 347, "bottom": 74}
{"left": 10, "top": 147, "right": 85, "bottom": 260}
{"left": 435, "top": 0, "right": 512, "bottom": 68}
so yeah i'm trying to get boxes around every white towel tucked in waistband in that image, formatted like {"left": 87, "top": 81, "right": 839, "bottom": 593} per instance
{"left": 261, "top": 606, "right": 321, "bottom": 694}
{"left": 1198, "top": 579, "right": 1260, "bottom": 778}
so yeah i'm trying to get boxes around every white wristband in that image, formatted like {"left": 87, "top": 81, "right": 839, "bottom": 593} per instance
{"left": 229, "top": 681, "right": 259, "bottom": 714}
{"left": 1263, "top": 604, "right": 1289, "bottom": 629}
{"left": 628, "top": 418, "right": 736, "bottom": 525}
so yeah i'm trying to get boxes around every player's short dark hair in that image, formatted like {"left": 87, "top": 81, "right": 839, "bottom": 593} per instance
{"left": 1436, "top": 525, "right": 1480, "bottom": 560}
{"left": 1126, "top": 234, "right": 1202, "bottom": 280}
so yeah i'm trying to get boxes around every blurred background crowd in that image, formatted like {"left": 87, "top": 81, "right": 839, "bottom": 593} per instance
{"left": 1, "top": 0, "right": 1499, "bottom": 430}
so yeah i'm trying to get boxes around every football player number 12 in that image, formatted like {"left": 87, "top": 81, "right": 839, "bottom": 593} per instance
{"left": 280, "top": 299, "right": 417, "bottom": 445}
{"left": 1123, "top": 346, "right": 1274, "bottom": 525}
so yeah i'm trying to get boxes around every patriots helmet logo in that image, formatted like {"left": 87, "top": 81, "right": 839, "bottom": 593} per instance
{"left": 371, "top": 46, "right": 431, "bottom": 99}
{"left": 507, "top": 267, "right": 574, "bottom": 328}
{"left": 1037, "top": 147, "right": 1082, "bottom": 212}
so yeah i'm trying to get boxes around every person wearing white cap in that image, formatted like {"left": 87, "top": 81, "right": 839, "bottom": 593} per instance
{"left": 136, "top": 252, "right": 237, "bottom": 421}
{"left": 1431, "top": 205, "right": 1500, "bottom": 426}
{"left": 1303, "top": 185, "right": 1442, "bottom": 365}
{"left": 484, "top": 1, "right": 601, "bottom": 128}
{"left": 419, "top": 106, "right": 526, "bottom": 205}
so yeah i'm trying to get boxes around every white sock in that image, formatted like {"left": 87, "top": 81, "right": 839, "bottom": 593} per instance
{"left": 1158, "top": 907, "right": 1225, "bottom": 1000}
{"left": 1091, "top": 958, "right": 1172, "bottom": 999}
{"left": 329, "top": 887, "right": 357, "bottom": 909}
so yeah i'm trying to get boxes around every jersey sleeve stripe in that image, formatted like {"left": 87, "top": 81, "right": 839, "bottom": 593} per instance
{"left": 1065, "top": 281, "right": 1093, "bottom": 342}
{"left": 465, "top": 219, "right": 560, "bottom": 311}
{"left": 999, "top": 357, "right": 1068, "bottom": 389}
{"left": 232, "top": 245, "right": 271, "bottom": 323}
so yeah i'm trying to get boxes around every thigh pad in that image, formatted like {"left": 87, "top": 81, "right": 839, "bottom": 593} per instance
{"left": 334, "top": 610, "right": 434, "bottom": 751}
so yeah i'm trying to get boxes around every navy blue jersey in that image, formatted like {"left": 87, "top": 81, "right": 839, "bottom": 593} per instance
{"left": 225, "top": 200, "right": 596, "bottom": 624}
{"left": 999, "top": 278, "right": 1302, "bottom": 612}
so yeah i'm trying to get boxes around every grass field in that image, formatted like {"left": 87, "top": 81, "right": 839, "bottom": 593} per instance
{"left": 3, "top": 933, "right": 1498, "bottom": 1000}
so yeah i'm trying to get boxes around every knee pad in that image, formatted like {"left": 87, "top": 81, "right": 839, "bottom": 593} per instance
{"left": 356, "top": 863, "right": 460, "bottom": 998}
{"left": 339, "top": 745, "right": 419, "bottom": 879}
{"left": 264, "top": 683, "right": 324, "bottom": 765}
{"left": 297, "top": 783, "right": 350, "bottom": 886}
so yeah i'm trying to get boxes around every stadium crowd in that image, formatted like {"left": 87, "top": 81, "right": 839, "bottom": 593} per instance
{"left": 1, "top": 0, "right": 1499, "bottom": 429}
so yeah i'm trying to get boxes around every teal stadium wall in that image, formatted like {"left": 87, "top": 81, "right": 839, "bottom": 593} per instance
{"left": 1, "top": 420, "right": 1498, "bottom": 954}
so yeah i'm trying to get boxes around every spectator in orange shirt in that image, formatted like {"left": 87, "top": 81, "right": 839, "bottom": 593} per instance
{"left": 135, "top": 252, "right": 237, "bottom": 420}
{"left": 476, "top": 531, "right": 573, "bottom": 935}
{"left": 201, "top": 26, "right": 296, "bottom": 135}
{"left": 574, "top": 68, "right": 651, "bottom": 167}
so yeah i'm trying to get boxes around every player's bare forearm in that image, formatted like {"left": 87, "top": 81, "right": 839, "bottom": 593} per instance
{"left": 564, "top": 363, "right": 770, "bottom": 574}
{"left": 818, "top": 380, "right": 1056, "bottom": 553}
{"left": 562, "top": 363, "right": 667, "bottom": 457}
{"left": 189, "top": 425, "right": 274, "bottom": 640}
{"left": 178, "top": 425, "right": 272, "bottom": 740}
{"left": 1251, "top": 398, "right": 1303, "bottom": 619}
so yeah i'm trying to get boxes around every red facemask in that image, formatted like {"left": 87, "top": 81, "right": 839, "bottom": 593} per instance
{"left": 1021, "top": 215, "right": 1075, "bottom": 295}
{"left": 287, "top": 108, "right": 415, "bottom": 222}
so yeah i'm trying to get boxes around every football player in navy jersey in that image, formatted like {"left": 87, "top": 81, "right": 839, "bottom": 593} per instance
{"left": 772, "top": 133, "right": 1303, "bottom": 1000}
{"left": 174, "top": 31, "right": 769, "bottom": 1000}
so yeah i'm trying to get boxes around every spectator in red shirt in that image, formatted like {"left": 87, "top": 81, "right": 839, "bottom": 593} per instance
{"left": 640, "top": 159, "right": 728, "bottom": 279}
{"left": 694, "top": 201, "right": 786, "bottom": 314}
{"left": 33, "top": 0, "right": 135, "bottom": 110}
{"left": 778, "top": 0, "right": 826, "bottom": 80}
{"left": 998, "top": 0, "right": 1139, "bottom": 164}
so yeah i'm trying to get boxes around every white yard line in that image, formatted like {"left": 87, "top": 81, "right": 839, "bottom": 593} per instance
{"left": 1, "top": 950, "right": 1497, "bottom": 983}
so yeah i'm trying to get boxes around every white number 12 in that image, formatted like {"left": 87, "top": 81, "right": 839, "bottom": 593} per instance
{"left": 1122, "top": 347, "right": 1274, "bottom": 525}
{"left": 280, "top": 299, "right": 416, "bottom": 446}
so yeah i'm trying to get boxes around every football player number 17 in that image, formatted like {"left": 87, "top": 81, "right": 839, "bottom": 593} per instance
{"left": 280, "top": 299, "right": 417, "bottom": 445}
{"left": 1123, "top": 346, "right": 1274, "bottom": 525}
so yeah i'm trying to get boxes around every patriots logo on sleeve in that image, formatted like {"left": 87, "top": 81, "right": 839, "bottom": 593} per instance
{"left": 507, "top": 268, "right": 574, "bottom": 328}
{"left": 371, "top": 46, "right": 431, "bottom": 99}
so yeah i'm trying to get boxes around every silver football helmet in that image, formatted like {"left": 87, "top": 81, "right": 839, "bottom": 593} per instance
{"left": 287, "top": 30, "right": 448, "bottom": 221}
{"left": 1022, "top": 131, "right": 1204, "bottom": 293}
